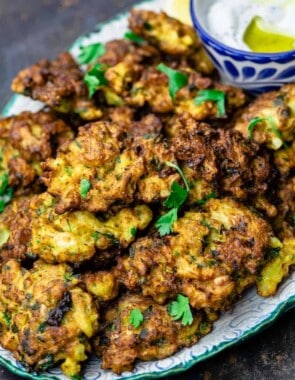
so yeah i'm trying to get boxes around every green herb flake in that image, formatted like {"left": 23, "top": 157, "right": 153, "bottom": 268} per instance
{"left": 78, "top": 43, "right": 106, "bottom": 65}
{"left": 194, "top": 89, "right": 226, "bottom": 116}
{"left": 292, "top": 214, "right": 295, "bottom": 228}
{"left": 84, "top": 63, "right": 108, "bottom": 98}
{"left": 71, "top": 375, "right": 82, "bottom": 380}
{"left": 129, "top": 308, "right": 144, "bottom": 328}
{"left": 64, "top": 272, "right": 74, "bottom": 282}
{"left": 80, "top": 179, "right": 91, "bottom": 199}
{"left": 157, "top": 63, "right": 188, "bottom": 100}
{"left": 92, "top": 231, "right": 99, "bottom": 242}
{"left": 130, "top": 227, "right": 137, "bottom": 237}
{"left": 3, "top": 311, "right": 11, "bottom": 326}
{"left": 0, "top": 173, "right": 13, "bottom": 213}
{"left": 124, "top": 31, "right": 145, "bottom": 44}
{"left": 168, "top": 294, "right": 193, "bottom": 326}
{"left": 195, "top": 192, "right": 217, "bottom": 206}
{"left": 38, "top": 322, "right": 47, "bottom": 333}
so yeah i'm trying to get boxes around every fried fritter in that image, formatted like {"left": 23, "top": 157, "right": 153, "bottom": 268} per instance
{"left": 170, "top": 114, "right": 275, "bottom": 214}
{"left": 0, "top": 111, "right": 73, "bottom": 194}
{"left": 274, "top": 140, "right": 295, "bottom": 177}
{"left": 129, "top": 9, "right": 201, "bottom": 56}
{"left": 43, "top": 120, "right": 179, "bottom": 213}
{"left": 0, "top": 196, "right": 33, "bottom": 263}
{"left": 116, "top": 198, "right": 274, "bottom": 310}
{"left": 82, "top": 271, "right": 118, "bottom": 301}
{"left": 29, "top": 193, "right": 152, "bottom": 264}
{"left": 0, "top": 259, "right": 99, "bottom": 378}
{"left": 257, "top": 237, "right": 295, "bottom": 297}
{"left": 127, "top": 66, "right": 246, "bottom": 118}
{"left": 94, "top": 294, "right": 212, "bottom": 374}
{"left": 11, "top": 53, "right": 102, "bottom": 121}
{"left": 234, "top": 84, "right": 295, "bottom": 150}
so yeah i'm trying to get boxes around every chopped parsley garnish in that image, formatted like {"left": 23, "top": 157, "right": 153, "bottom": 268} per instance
{"left": 292, "top": 214, "right": 295, "bottom": 229}
{"left": 78, "top": 43, "right": 106, "bottom": 64}
{"left": 0, "top": 173, "right": 13, "bottom": 213}
{"left": 92, "top": 231, "right": 120, "bottom": 247}
{"left": 130, "top": 227, "right": 137, "bottom": 237}
{"left": 84, "top": 63, "right": 108, "bottom": 98}
{"left": 64, "top": 272, "right": 74, "bottom": 282}
{"left": 168, "top": 294, "right": 193, "bottom": 326}
{"left": 124, "top": 31, "right": 145, "bottom": 44}
{"left": 80, "top": 179, "right": 91, "bottom": 199}
{"left": 156, "top": 63, "right": 188, "bottom": 100}
{"left": 194, "top": 89, "right": 226, "bottom": 116}
{"left": 247, "top": 116, "right": 288, "bottom": 148}
{"left": 129, "top": 308, "right": 144, "bottom": 328}
{"left": 3, "top": 311, "right": 11, "bottom": 326}
{"left": 156, "top": 162, "right": 189, "bottom": 237}
{"left": 194, "top": 192, "right": 217, "bottom": 206}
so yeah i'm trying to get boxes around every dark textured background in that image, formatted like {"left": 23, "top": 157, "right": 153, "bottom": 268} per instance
{"left": 0, "top": 0, "right": 294, "bottom": 379}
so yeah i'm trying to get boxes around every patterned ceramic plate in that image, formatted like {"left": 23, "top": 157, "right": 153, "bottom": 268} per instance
{"left": 1, "top": 0, "right": 295, "bottom": 379}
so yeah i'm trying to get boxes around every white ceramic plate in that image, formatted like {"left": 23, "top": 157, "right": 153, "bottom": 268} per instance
{"left": 1, "top": 1, "right": 295, "bottom": 379}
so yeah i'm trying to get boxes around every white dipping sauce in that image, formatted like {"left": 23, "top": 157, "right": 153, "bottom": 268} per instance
{"left": 205, "top": 0, "right": 295, "bottom": 51}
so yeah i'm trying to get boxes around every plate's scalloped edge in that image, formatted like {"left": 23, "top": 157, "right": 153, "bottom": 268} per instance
{"left": 0, "top": 295, "right": 294, "bottom": 380}
{"left": 1, "top": 0, "right": 295, "bottom": 379}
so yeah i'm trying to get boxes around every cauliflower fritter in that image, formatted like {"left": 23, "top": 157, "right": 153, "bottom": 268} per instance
{"left": 257, "top": 237, "right": 295, "bottom": 297}
{"left": 94, "top": 294, "right": 212, "bottom": 374}
{"left": 0, "top": 197, "right": 33, "bottom": 263}
{"left": 82, "top": 271, "right": 118, "bottom": 301}
{"left": 43, "top": 120, "right": 179, "bottom": 213}
{"left": 170, "top": 114, "right": 275, "bottom": 214}
{"left": 234, "top": 84, "right": 295, "bottom": 150}
{"left": 0, "top": 259, "right": 99, "bottom": 378}
{"left": 0, "top": 111, "right": 73, "bottom": 194}
{"left": 29, "top": 193, "right": 152, "bottom": 264}
{"left": 11, "top": 53, "right": 102, "bottom": 121}
{"left": 274, "top": 140, "right": 295, "bottom": 177}
{"left": 116, "top": 198, "right": 273, "bottom": 310}
{"left": 128, "top": 9, "right": 201, "bottom": 56}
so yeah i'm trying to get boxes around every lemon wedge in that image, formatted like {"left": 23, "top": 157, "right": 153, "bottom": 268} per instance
{"left": 243, "top": 16, "right": 295, "bottom": 53}
{"left": 167, "top": 0, "right": 191, "bottom": 25}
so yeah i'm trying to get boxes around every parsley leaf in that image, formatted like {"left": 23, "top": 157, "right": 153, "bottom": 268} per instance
{"left": 194, "top": 192, "right": 217, "bottom": 206}
{"left": 80, "top": 179, "right": 91, "bottom": 199}
{"left": 129, "top": 308, "right": 144, "bottom": 328}
{"left": 164, "top": 182, "right": 188, "bottom": 209}
{"left": 84, "top": 63, "right": 108, "bottom": 98}
{"left": 194, "top": 89, "right": 226, "bottom": 116}
{"left": 124, "top": 31, "right": 145, "bottom": 44}
{"left": 78, "top": 43, "right": 106, "bottom": 65}
{"left": 156, "top": 208, "right": 178, "bottom": 236}
{"left": 156, "top": 162, "right": 190, "bottom": 237}
{"left": 292, "top": 214, "right": 295, "bottom": 229}
{"left": 168, "top": 294, "right": 193, "bottom": 326}
{"left": 157, "top": 63, "right": 188, "bottom": 100}
{"left": 248, "top": 116, "right": 288, "bottom": 148}
{"left": 130, "top": 227, "right": 137, "bottom": 237}
{"left": 0, "top": 173, "right": 13, "bottom": 213}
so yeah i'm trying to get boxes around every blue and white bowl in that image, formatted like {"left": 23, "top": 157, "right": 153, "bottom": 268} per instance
{"left": 190, "top": 0, "right": 295, "bottom": 93}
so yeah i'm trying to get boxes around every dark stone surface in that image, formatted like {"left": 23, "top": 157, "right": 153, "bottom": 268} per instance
{"left": 0, "top": 1, "right": 294, "bottom": 379}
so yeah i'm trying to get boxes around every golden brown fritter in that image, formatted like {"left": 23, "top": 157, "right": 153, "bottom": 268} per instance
{"left": 82, "top": 271, "right": 118, "bottom": 301}
{"left": 272, "top": 177, "right": 295, "bottom": 239}
{"left": 129, "top": 9, "right": 201, "bottom": 56}
{"left": 274, "top": 140, "right": 295, "bottom": 177}
{"left": 43, "top": 120, "right": 179, "bottom": 213}
{"left": 234, "top": 84, "right": 295, "bottom": 150}
{"left": 257, "top": 237, "right": 295, "bottom": 297}
{"left": 0, "top": 259, "right": 99, "bottom": 378}
{"left": 29, "top": 193, "right": 152, "bottom": 264}
{"left": 116, "top": 198, "right": 273, "bottom": 310}
{"left": 0, "top": 110, "right": 73, "bottom": 194}
{"left": 0, "top": 196, "right": 33, "bottom": 263}
{"left": 94, "top": 294, "right": 212, "bottom": 374}
{"left": 11, "top": 53, "right": 102, "bottom": 120}
{"left": 126, "top": 66, "right": 246, "bottom": 118}
{"left": 170, "top": 114, "right": 275, "bottom": 214}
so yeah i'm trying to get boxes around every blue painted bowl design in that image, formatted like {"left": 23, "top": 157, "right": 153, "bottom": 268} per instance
{"left": 190, "top": 0, "right": 295, "bottom": 93}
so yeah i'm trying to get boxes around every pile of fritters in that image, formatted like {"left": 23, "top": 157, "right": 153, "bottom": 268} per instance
{"left": 0, "top": 9, "right": 294, "bottom": 379}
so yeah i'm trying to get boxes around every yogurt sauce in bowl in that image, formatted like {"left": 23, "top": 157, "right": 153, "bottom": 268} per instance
{"left": 205, "top": 0, "right": 295, "bottom": 53}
